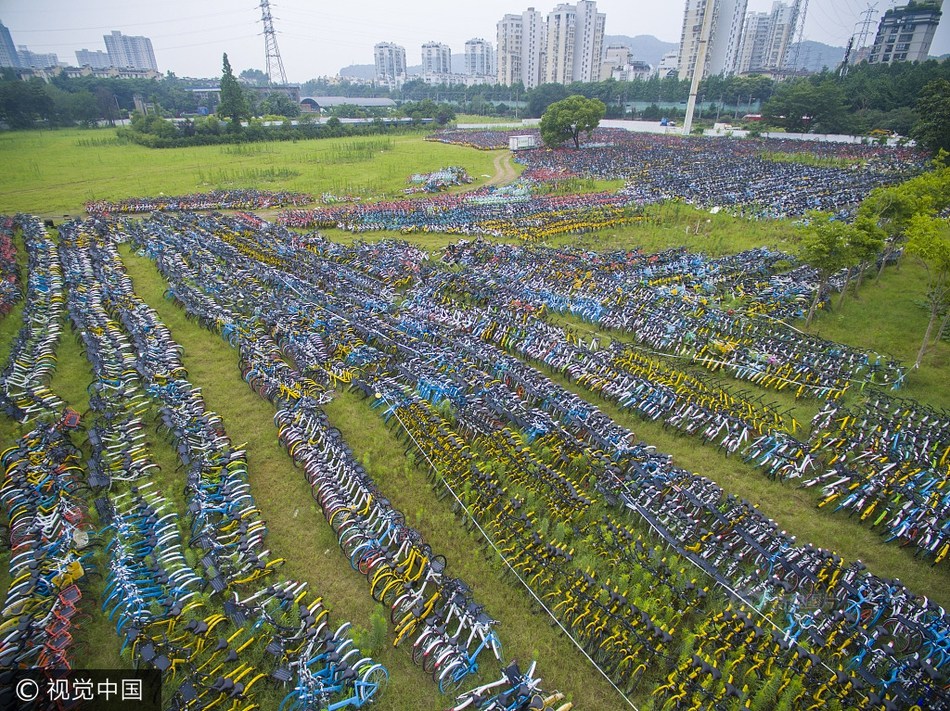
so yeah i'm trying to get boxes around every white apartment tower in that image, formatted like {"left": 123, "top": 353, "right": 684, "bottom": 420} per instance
{"left": 76, "top": 48, "right": 112, "bottom": 69}
{"left": 103, "top": 30, "right": 158, "bottom": 71}
{"left": 374, "top": 42, "right": 407, "bottom": 89}
{"left": 465, "top": 38, "right": 495, "bottom": 77}
{"left": 421, "top": 41, "right": 452, "bottom": 77}
{"left": 763, "top": 1, "right": 798, "bottom": 69}
{"left": 677, "top": 0, "right": 749, "bottom": 80}
{"left": 868, "top": 1, "right": 943, "bottom": 65}
{"left": 496, "top": 7, "right": 546, "bottom": 88}
{"left": 735, "top": 1, "right": 797, "bottom": 73}
{"left": 545, "top": 1, "right": 605, "bottom": 84}
{"left": 735, "top": 12, "right": 770, "bottom": 73}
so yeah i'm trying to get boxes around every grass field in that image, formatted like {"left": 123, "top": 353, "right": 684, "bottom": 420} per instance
{"left": 0, "top": 128, "right": 503, "bottom": 216}
{"left": 1, "top": 127, "right": 948, "bottom": 710}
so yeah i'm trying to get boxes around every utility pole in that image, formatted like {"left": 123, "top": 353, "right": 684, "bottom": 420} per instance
{"left": 789, "top": 0, "right": 809, "bottom": 71}
{"left": 839, "top": 36, "right": 855, "bottom": 77}
{"left": 259, "top": 0, "right": 289, "bottom": 86}
{"left": 683, "top": 0, "right": 716, "bottom": 135}
{"left": 853, "top": 4, "right": 879, "bottom": 54}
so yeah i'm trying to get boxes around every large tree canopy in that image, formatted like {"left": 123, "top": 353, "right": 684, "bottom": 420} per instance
{"left": 539, "top": 94, "right": 606, "bottom": 149}
{"left": 912, "top": 78, "right": 950, "bottom": 155}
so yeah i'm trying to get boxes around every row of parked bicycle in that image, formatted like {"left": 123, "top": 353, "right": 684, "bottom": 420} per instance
{"left": 0, "top": 216, "right": 89, "bottom": 678}
{"left": 121, "top": 212, "right": 566, "bottom": 710}
{"left": 113, "top": 211, "right": 947, "bottom": 710}
{"left": 0, "top": 215, "right": 395, "bottom": 711}
{"left": 84, "top": 189, "right": 314, "bottom": 216}
{"left": 278, "top": 189, "right": 637, "bottom": 243}
{"left": 428, "top": 127, "right": 925, "bottom": 219}
{"left": 0, "top": 217, "right": 20, "bottom": 318}
{"left": 437, "top": 239, "right": 905, "bottom": 397}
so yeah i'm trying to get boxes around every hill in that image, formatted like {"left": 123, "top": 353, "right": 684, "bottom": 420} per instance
{"left": 787, "top": 40, "right": 845, "bottom": 73}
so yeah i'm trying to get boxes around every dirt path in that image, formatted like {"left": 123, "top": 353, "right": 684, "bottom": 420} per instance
{"left": 483, "top": 151, "right": 518, "bottom": 187}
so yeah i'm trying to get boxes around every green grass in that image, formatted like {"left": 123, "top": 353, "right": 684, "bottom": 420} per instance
{"left": 545, "top": 201, "right": 800, "bottom": 255}
{"left": 454, "top": 115, "right": 522, "bottom": 125}
{"left": 0, "top": 129, "right": 504, "bottom": 217}
{"left": 804, "top": 259, "right": 950, "bottom": 409}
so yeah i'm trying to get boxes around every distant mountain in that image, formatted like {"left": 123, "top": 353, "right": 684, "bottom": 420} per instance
{"left": 602, "top": 34, "right": 678, "bottom": 67}
{"left": 786, "top": 40, "right": 845, "bottom": 73}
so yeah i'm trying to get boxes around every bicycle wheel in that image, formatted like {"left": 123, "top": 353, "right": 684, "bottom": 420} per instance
{"left": 356, "top": 662, "right": 388, "bottom": 705}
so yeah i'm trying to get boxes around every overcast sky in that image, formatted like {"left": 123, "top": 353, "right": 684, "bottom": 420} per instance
{"left": 2, "top": 0, "right": 948, "bottom": 82}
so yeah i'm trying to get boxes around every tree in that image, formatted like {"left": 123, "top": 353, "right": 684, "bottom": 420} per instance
{"left": 526, "top": 83, "right": 569, "bottom": 117}
{"left": 796, "top": 213, "right": 858, "bottom": 326}
{"left": 218, "top": 53, "right": 248, "bottom": 128}
{"left": 912, "top": 78, "right": 950, "bottom": 155}
{"left": 258, "top": 91, "right": 300, "bottom": 118}
{"left": 905, "top": 213, "right": 950, "bottom": 368}
{"left": 539, "top": 95, "right": 605, "bottom": 149}
{"left": 840, "top": 215, "right": 885, "bottom": 306}
{"left": 239, "top": 68, "right": 270, "bottom": 86}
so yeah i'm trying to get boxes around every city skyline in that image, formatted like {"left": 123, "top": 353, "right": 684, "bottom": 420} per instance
{"left": 1, "top": 0, "right": 948, "bottom": 82}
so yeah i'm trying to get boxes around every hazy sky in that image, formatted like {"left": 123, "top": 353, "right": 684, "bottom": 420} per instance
{"left": 2, "top": 0, "right": 948, "bottom": 82}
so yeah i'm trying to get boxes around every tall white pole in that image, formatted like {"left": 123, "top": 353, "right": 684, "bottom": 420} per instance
{"left": 683, "top": 0, "right": 717, "bottom": 135}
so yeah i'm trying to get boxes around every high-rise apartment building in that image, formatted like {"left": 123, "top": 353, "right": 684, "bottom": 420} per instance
{"left": 496, "top": 7, "right": 546, "bottom": 88}
{"left": 464, "top": 38, "right": 495, "bottom": 77}
{"left": 763, "top": 1, "right": 797, "bottom": 69}
{"left": 544, "top": 1, "right": 605, "bottom": 84}
{"left": 421, "top": 42, "right": 452, "bottom": 77}
{"left": 497, "top": 3, "right": 604, "bottom": 88}
{"left": 0, "top": 21, "right": 19, "bottom": 68}
{"left": 867, "top": 1, "right": 943, "bottom": 65}
{"left": 17, "top": 46, "right": 58, "bottom": 69}
{"left": 735, "top": 1, "right": 798, "bottom": 73}
{"left": 374, "top": 42, "right": 407, "bottom": 89}
{"left": 76, "top": 49, "right": 112, "bottom": 69}
{"left": 678, "top": 0, "right": 749, "bottom": 80}
{"left": 104, "top": 30, "right": 158, "bottom": 71}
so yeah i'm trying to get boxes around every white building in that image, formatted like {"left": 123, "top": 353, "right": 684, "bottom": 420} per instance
{"left": 103, "top": 30, "right": 157, "bottom": 71}
{"left": 16, "top": 46, "right": 59, "bottom": 69}
{"left": 600, "top": 44, "right": 631, "bottom": 80}
{"left": 677, "top": 0, "right": 748, "bottom": 80}
{"left": 496, "top": 7, "right": 546, "bottom": 88}
{"left": 735, "top": 11, "right": 770, "bottom": 73}
{"left": 545, "top": 1, "right": 605, "bottom": 84}
{"left": 611, "top": 60, "right": 653, "bottom": 81}
{"left": 374, "top": 42, "right": 407, "bottom": 90}
{"left": 0, "top": 22, "right": 19, "bottom": 68}
{"left": 762, "top": 1, "right": 798, "bottom": 70}
{"left": 464, "top": 38, "right": 495, "bottom": 77}
{"left": 421, "top": 41, "right": 452, "bottom": 78}
{"left": 76, "top": 48, "right": 112, "bottom": 69}
{"left": 656, "top": 51, "right": 680, "bottom": 78}
{"left": 868, "top": 1, "right": 943, "bottom": 65}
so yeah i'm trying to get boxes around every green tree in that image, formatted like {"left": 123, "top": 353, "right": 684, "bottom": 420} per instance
{"left": 526, "top": 83, "right": 569, "bottom": 117}
{"left": 539, "top": 94, "right": 606, "bottom": 149}
{"left": 912, "top": 78, "right": 950, "bottom": 155}
{"left": 905, "top": 213, "right": 950, "bottom": 368}
{"left": 239, "top": 68, "right": 270, "bottom": 86}
{"left": 258, "top": 91, "right": 300, "bottom": 118}
{"left": 797, "top": 212, "right": 858, "bottom": 326}
{"left": 217, "top": 53, "right": 248, "bottom": 128}
{"left": 840, "top": 215, "right": 886, "bottom": 305}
